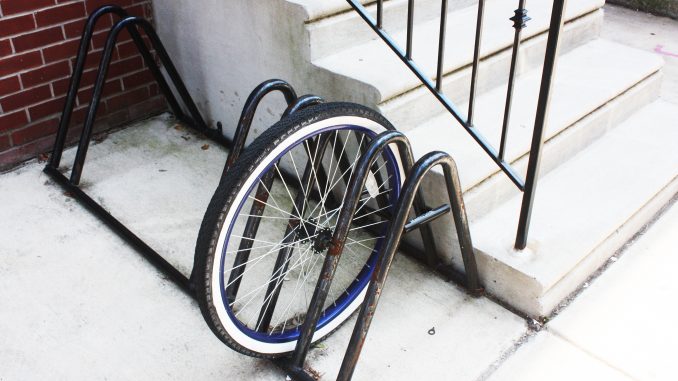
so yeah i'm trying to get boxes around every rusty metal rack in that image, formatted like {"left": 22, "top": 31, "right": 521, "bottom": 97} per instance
{"left": 44, "top": 5, "right": 483, "bottom": 381}
{"left": 276, "top": 130, "right": 483, "bottom": 381}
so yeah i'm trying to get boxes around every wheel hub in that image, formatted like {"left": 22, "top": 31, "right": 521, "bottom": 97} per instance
{"left": 297, "top": 219, "right": 333, "bottom": 254}
{"left": 312, "top": 227, "right": 333, "bottom": 254}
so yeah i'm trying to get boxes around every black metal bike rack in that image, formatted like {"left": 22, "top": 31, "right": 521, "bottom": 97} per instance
{"left": 44, "top": 5, "right": 483, "bottom": 381}
{"left": 43, "top": 5, "right": 321, "bottom": 296}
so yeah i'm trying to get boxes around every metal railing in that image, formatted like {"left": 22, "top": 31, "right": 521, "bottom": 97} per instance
{"left": 346, "top": 0, "right": 568, "bottom": 249}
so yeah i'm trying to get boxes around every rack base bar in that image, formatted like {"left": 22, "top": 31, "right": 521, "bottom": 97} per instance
{"left": 403, "top": 203, "right": 451, "bottom": 233}
{"left": 273, "top": 359, "right": 318, "bottom": 381}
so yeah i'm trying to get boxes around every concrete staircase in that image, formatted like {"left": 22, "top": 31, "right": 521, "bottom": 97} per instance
{"left": 293, "top": 0, "right": 678, "bottom": 317}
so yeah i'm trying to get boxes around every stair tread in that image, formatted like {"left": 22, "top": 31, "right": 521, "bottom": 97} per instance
{"left": 405, "top": 39, "right": 663, "bottom": 192}
{"left": 308, "top": 0, "right": 449, "bottom": 60}
{"left": 314, "top": 0, "right": 603, "bottom": 103}
{"left": 472, "top": 99, "right": 678, "bottom": 291}
{"left": 289, "top": 0, "right": 370, "bottom": 21}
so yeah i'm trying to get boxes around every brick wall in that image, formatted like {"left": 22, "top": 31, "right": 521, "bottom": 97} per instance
{"left": 0, "top": 0, "right": 167, "bottom": 170}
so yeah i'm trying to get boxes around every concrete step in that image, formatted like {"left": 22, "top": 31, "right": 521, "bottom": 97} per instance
{"left": 469, "top": 99, "right": 678, "bottom": 318}
{"left": 307, "top": 0, "right": 474, "bottom": 60}
{"left": 287, "top": 0, "right": 370, "bottom": 21}
{"left": 312, "top": 0, "right": 604, "bottom": 120}
{"left": 406, "top": 39, "right": 663, "bottom": 220}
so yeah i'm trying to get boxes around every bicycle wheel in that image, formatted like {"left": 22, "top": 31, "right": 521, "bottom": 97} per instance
{"left": 194, "top": 102, "right": 403, "bottom": 357}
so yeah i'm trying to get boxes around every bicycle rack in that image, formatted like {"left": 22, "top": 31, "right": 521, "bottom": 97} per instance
{"left": 44, "top": 5, "right": 483, "bottom": 381}
{"left": 275, "top": 131, "right": 482, "bottom": 381}
{"left": 43, "top": 5, "right": 325, "bottom": 296}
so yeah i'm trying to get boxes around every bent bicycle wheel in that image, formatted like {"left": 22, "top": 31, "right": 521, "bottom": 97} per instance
{"left": 194, "top": 102, "right": 403, "bottom": 357}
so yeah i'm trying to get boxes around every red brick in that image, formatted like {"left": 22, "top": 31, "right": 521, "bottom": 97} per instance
{"left": 28, "top": 97, "right": 63, "bottom": 121}
{"left": 63, "top": 14, "right": 110, "bottom": 39}
{"left": 11, "top": 118, "right": 59, "bottom": 146}
{"left": 90, "top": 30, "right": 107, "bottom": 50}
{"left": 0, "top": 39, "right": 12, "bottom": 57}
{"left": 128, "top": 94, "right": 166, "bottom": 120}
{"left": 1, "top": 0, "right": 55, "bottom": 16}
{"left": 87, "top": 100, "right": 107, "bottom": 118}
{"left": 77, "top": 79, "right": 122, "bottom": 105}
{"left": 122, "top": 69, "right": 153, "bottom": 89}
{"left": 0, "top": 110, "right": 29, "bottom": 132}
{"left": 116, "top": 40, "right": 138, "bottom": 59}
{"left": 116, "top": 35, "right": 155, "bottom": 57}
{"left": 107, "top": 55, "right": 142, "bottom": 78}
{"left": 0, "top": 133, "right": 55, "bottom": 169}
{"left": 50, "top": 77, "right": 70, "bottom": 96}
{"left": 74, "top": 48, "right": 116, "bottom": 70}
{"left": 0, "top": 84, "right": 51, "bottom": 112}
{"left": 105, "top": 86, "right": 148, "bottom": 111}
{"left": 125, "top": 3, "right": 151, "bottom": 18}
{"left": 79, "top": 67, "right": 99, "bottom": 87}
{"left": 85, "top": 0, "right": 133, "bottom": 14}
{"left": 0, "top": 75, "right": 21, "bottom": 96}
{"left": 59, "top": 47, "right": 119, "bottom": 72}
{"left": 69, "top": 105, "right": 89, "bottom": 126}
{"left": 118, "top": 39, "right": 156, "bottom": 60}
{"left": 12, "top": 27, "right": 64, "bottom": 53}
{"left": 20, "top": 60, "right": 70, "bottom": 88}
{"left": 63, "top": 19, "right": 83, "bottom": 40}
{"left": 91, "top": 27, "right": 132, "bottom": 50}
{"left": 35, "top": 2, "right": 86, "bottom": 27}
{"left": 97, "top": 107, "right": 128, "bottom": 130}
{"left": 42, "top": 39, "right": 77, "bottom": 62}
{"left": 0, "top": 51, "right": 42, "bottom": 77}
{"left": 0, "top": 134, "right": 10, "bottom": 151}
{"left": 69, "top": 102, "right": 108, "bottom": 127}
{"left": 0, "top": 14, "right": 36, "bottom": 38}
{"left": 62, "top": 64, "right": 118, "bottom": 92}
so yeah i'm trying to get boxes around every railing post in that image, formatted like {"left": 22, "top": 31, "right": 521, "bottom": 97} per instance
{"left": 515, "top": 0, "right": 567, "bottom": 250}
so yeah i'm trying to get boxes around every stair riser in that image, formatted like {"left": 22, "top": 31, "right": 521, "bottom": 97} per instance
{"left": 380, "top": 10, "right": 603, "bottom": 131}
{"left": 309, "top": 0, "right": 475, "bottom": 60}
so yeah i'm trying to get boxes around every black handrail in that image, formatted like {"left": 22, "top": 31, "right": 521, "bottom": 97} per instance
{"left": 346, "top": 0, "right": 568, "bottom": 249}
{"left": 515, "top": 0, "right": 567, "bottom": 249}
